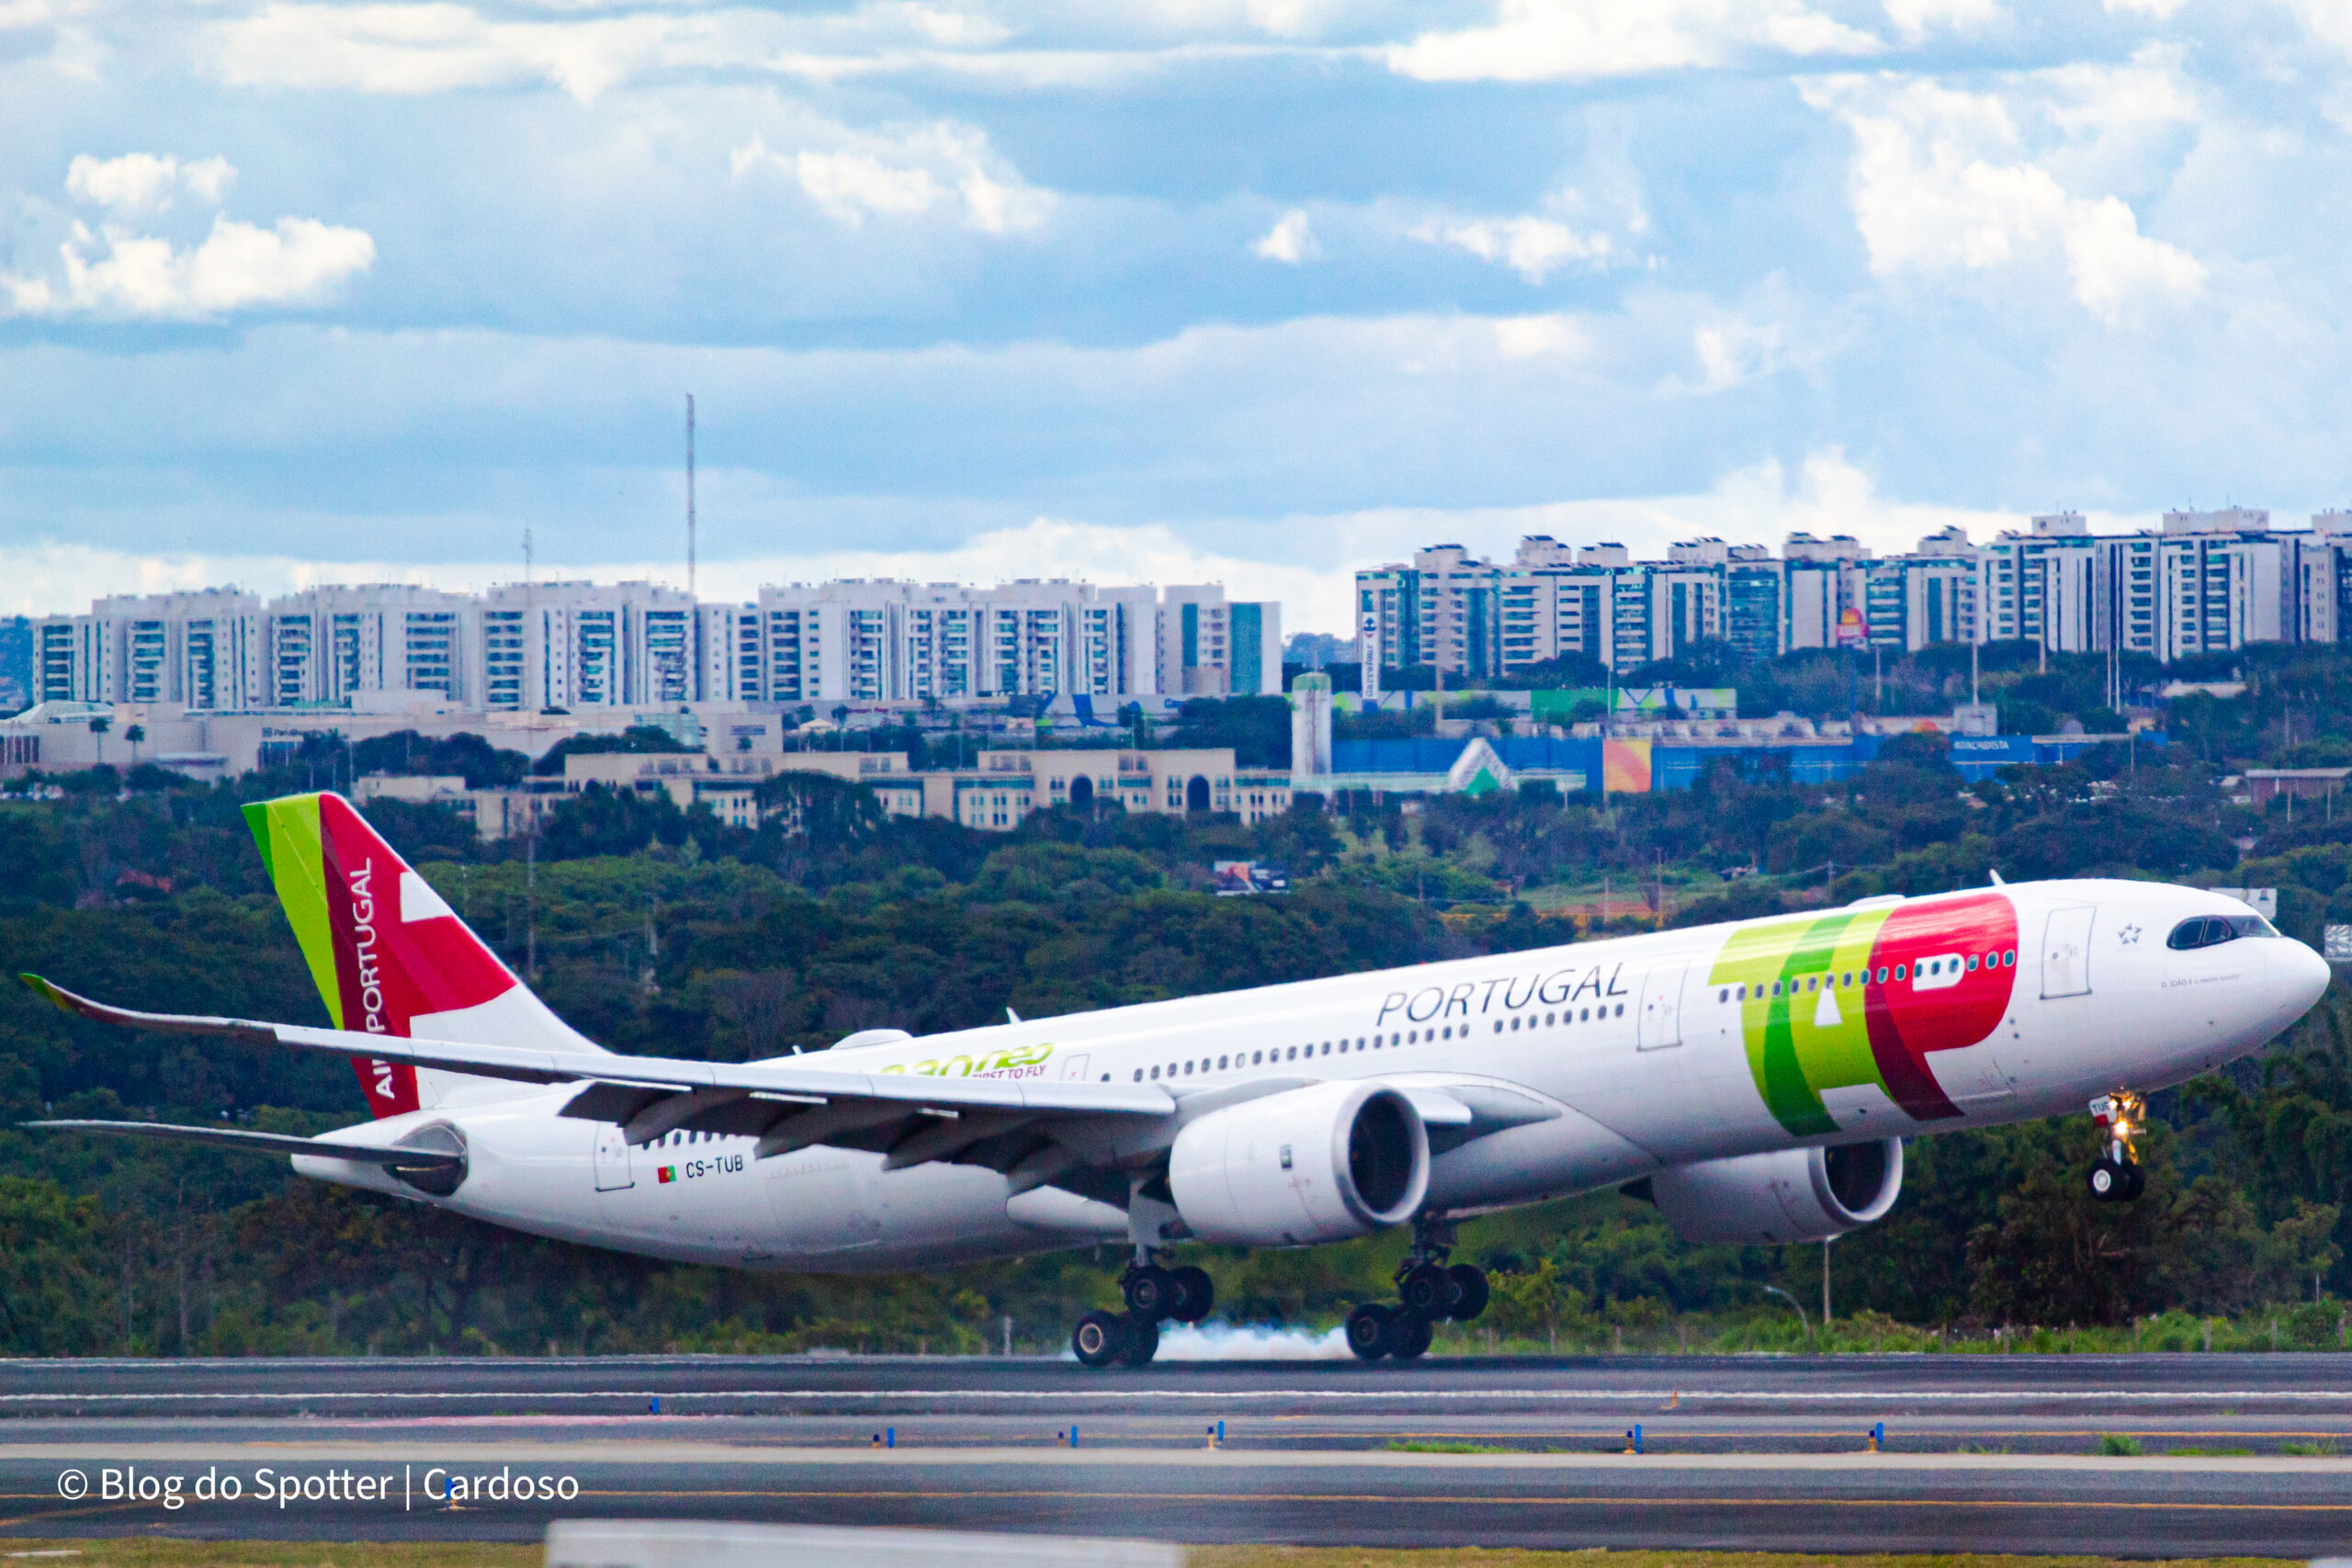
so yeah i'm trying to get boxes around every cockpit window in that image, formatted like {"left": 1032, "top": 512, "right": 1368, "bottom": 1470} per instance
{"left": 2167, "top": 914, "right": 2281, "bottom": 951}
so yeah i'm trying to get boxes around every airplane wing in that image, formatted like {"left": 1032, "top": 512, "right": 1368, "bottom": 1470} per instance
{"left": 26, "top": 1119, "right": 466, "bottom": 1170}
{"left": 20, "top": 974, "right": 1175, "bottom": 1190}
{"left": 21, "top": 977, "right": 1557, "bottom": 1195}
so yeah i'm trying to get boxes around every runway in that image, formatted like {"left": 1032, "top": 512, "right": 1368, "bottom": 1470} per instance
{"left": 1, "top": 1354, "right": 2348, "bottom": 1555}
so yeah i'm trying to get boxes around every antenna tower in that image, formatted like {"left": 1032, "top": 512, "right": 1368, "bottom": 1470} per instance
{"left": 685, "top": 393, "right": 696, "bottom": 598}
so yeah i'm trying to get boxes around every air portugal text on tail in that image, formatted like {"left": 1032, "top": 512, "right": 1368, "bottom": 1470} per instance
{"left": 244, "top": 793, "right": 527, "bottom": 1116}
{"left": 19, "top": 789, "right": 2333, "bottom": 1371}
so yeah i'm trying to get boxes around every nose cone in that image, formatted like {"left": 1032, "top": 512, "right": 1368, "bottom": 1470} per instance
{"left": 2277, "top": 939, "right": 2333, "bottom": 1024}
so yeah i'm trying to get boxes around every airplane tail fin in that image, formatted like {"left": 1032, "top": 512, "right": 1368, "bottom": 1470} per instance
{"left": 243, "top": 792, "right": 605, "bottom": 1118}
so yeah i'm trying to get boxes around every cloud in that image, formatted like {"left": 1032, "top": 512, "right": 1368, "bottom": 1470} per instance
{"left": 5, "top": 217, "right": 378, "bottom": 321}
{"left": 1410, "top": 214, "right": 1611, "bottom": 283}
{"left": 207, "top": 2, "right": 677, "bottom": 104}
{"left": 1253, "top": 209, "right": 1317, "bottom": 263}
{"left": 1883, "top": 0, "right": 2006, "bottom": 42}
{"left": 195, "top": 1, "right": 1319, "bottom": 101}
{"left": 1480, "top": 314, "right": 1586, "bottom": 360}
{"left": 1689, "top": 316, "right": 1787, "bottom": 391}
{"left": 0, "top": 455, "right": 2007, "bottom": 636}
{"left": 1803, "top": 73, "right": 2204, "bottom": 322}
{"left": 65, "top": 153, "right": 236, "bottom": 215}
{"left": 1387, "top": 0, "right": 1879, "bottom": 83}
{"left": 730, "top": 127, "right": 1053, "bottom": 235}
{"left": 2, "top": 157, "right": 375, "bottom": 321}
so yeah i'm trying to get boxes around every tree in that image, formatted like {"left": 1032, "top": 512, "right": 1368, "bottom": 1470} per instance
{"left": 124, "top": 725, "right": 144, "bottom": 767}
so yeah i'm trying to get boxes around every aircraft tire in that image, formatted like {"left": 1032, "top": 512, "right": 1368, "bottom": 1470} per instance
{"left": 1118, "top": 1313, "right": 1160, "bottom": 1367}
{"left": 1072, "top": 1310, "right": 1128, "bottom": 1369}
{"left": 1345, "top": 1302, "right": 1394, "bottom": 1361}
{"left": 1400, "top": 1263, "right": 1453, "bottom": 1319}
{"left": 2120, "top": 1163, "right": 2146, "bottom": 1201}
{"left": 2086, "top": 1158, "right": 2126, "bottom": 1202}
{"left": 1447, "top": 1264, "right": 1489, "bottom": 1322}
{"left": 1124, "top": 1265, "right": 1175, "bottom": 1319}
{"left": 1170, "top": 1265, "right": 1214, "bottom": 1324}
{"left": 1390, "top": 1307, "right": 1434, "bottom": 1361}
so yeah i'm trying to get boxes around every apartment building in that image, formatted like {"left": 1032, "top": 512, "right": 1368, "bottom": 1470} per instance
{"left": 30, "top": 578, "right": 1279, "bottom": 716}
{"left": 1356, "top": 509, "right": 2352, "bottom": 676}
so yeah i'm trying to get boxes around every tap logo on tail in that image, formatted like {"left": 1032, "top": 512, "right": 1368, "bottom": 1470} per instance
{"left": 1709, "top": 893, "right": 2019, "bottom": 1135}
{"left": 244, "top": 793, "right": 518, "bottom": 1118}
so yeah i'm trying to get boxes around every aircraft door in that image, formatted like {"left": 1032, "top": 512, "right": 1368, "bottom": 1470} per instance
{"left": 1060, "top": 1053, "right": 1091, "bottom": 1082}
{"left": 2041, "top": 907, "right": 2097, "bottom": 998}
{"left": 592, "top": 1123, "right": 634, "bottom": 1191}
{"left": 1636, "top": 966, "right": 1688, "bottom": 1050}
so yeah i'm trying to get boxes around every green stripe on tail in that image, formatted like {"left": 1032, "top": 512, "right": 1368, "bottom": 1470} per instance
{"left": 242, "top": 795, "right": 344, "bottom": 1029}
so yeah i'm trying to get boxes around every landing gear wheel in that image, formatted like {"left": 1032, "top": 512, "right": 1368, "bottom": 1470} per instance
{"left": 1124, "top": 1264, "right": 1175, "bottom": 1319}
{"left": 2120, "top": 1163, "right": 2146, "bottom": 1201}
{"left": 1447, "top": 1264, "right": 1489, "bottom": 1322}
{"left": 2087, "top": 1157, "right": 2128, "bottom": 1202}
{"left": 1072, "top": 1310, "right": 1128, "bottom": 1369}
{"left": 1345, "top": 1302, "right": 1395, "bottom": 1361}
{"left": 1117, "top": 1313, "right": 1159, "bottom": 1367}
{"left": 1390, "top": 1307, "right": 1434, "bottom": 1361}
{"left": 1169, "top": 1266, "right": 1215, "bottom": 1325}
{"left": 1400, "top": 1263, "right": 1456, "bottom": 1320}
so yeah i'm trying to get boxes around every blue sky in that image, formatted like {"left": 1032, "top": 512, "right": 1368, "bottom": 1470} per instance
{"left": 5, "top": 0, "right": 2351, "bottom": 629}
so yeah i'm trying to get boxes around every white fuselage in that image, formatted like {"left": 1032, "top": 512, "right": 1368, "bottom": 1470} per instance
{"left": 297, "top": 878, "right": 2329, "bottom": 1272}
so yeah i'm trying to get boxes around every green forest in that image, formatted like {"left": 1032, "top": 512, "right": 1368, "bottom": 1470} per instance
{"left": 2, "top": 641, "right": 2350, "bottom": 1359}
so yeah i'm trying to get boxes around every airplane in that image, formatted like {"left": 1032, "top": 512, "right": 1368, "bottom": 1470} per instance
{"left": 21, "top": 791, "right": 2333, "bottom": 1367}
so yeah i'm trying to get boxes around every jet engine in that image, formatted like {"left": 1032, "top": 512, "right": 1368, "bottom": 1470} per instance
{"left": 1168, "top": 1081, "right": 1429, "bottom": 1247}
{"left": 1644, "top": 1138, "right": 1903, "bottom": 1245}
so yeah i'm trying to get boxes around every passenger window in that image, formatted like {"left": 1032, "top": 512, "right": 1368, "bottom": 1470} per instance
{"left": 1968, "top": 956, "right": 1979, "bottom": 972}
{"left": 1895, "top": 964, "right": 1906, "bottom": 979}
{"left": 1149, "top": 1066, "right": 1159, "bottom": 1079}
{"left": 1134, "top": 1069, "right": 1143, "bottom": 1081}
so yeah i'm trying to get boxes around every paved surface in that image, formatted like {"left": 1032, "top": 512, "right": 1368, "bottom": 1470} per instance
{"left": 1, "top": 1356, "right": 2349, "bottom": 1554}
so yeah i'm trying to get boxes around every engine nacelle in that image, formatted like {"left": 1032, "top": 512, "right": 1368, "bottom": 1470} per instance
{"left": 1647, "top": 1138, "right": 1903, "bottom": 1245}
{"left": 1168, "top": 1081, "right": 1430, "bottom": 1247}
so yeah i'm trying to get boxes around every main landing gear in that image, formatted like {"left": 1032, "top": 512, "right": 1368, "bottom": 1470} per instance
{"left": 1346, "top": 1220, "right": 1489, "bottom": 1363}
{"left": 2086, "top": 1090, "right": 2146, "bottom": 1203}
{"left": 1071, "top": 1251, "right": 1214, "bottom": 1368}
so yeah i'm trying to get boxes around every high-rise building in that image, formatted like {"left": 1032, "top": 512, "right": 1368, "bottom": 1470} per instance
{"left": 1351, "top": 507, "right": 2352, "bottom": 672}
{"left": 27, "top": 576, "right": 1273, "bottom": 716}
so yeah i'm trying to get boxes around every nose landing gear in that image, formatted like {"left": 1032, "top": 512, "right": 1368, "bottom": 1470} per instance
{"left": 1073, "top": 1250, "right": 1214, "bottom": 1368}
{"left": 2086, "top": 1091, "right": 2146, "bottom": 1203}
{"left": 1346, "top": 1219, "right": 1489, "bottom": 1362}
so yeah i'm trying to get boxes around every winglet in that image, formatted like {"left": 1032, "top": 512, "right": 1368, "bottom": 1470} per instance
{"left": 18, "top": 973, "right": 71, "bottom": 1015}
